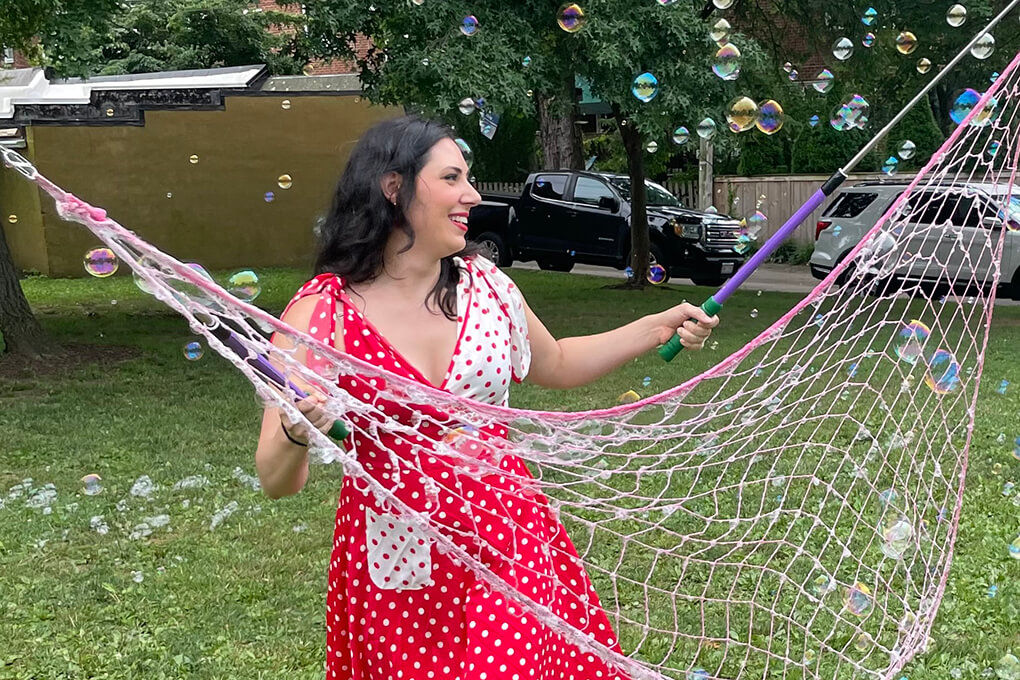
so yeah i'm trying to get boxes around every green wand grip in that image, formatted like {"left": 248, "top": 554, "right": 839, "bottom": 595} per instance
{"left": 658, "top": 297, "right": 724, "bottom": 362}
{"left": 328, "top": 420, "right": 351, "bottom": 441}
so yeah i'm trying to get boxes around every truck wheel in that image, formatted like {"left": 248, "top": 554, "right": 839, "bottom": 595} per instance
{"left": 1010, "top": 267, "right": 1020, "bottom": 301}
{"left": 537, "top": 257, "right": 574, "bottom": 273}
{"left": 474, "top": 232, "right": 512, "bottom": 267}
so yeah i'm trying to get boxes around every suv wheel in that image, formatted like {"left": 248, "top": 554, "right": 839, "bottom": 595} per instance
{"left": 537, "top": 257, "right": 574, "bottom": 273}
{"left": 474, "top": 231, "right": 512, "bottom": 266}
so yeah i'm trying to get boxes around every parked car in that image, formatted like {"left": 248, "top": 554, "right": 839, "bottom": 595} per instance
{"left": 810, "top": 181, "right": 1020, "bottom": 300}
{"left": 467, "top": 171, "right": 747, "bottom": 286}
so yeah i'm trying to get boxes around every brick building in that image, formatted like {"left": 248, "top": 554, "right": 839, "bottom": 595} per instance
{"left": 256, "top": 0, "right": 370, "bottom": 75}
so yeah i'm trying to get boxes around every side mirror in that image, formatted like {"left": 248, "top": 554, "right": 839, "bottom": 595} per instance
{"left": 598, "top": 195, "right": 619, "bottom": 212}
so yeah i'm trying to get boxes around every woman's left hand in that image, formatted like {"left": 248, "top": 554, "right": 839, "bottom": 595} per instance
{"left": 654, "top": 303, "right": 720, "bottom": 351}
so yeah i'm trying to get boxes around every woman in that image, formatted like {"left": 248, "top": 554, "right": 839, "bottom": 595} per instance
{"left": 254, "top": 115, "right": 718, "bottom": 679}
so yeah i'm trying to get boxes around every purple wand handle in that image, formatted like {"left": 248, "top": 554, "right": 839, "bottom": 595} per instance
{"left": 714, "top": 187, "right": 831, "bottom": 304}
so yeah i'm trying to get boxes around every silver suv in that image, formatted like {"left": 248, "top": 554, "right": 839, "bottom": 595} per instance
{"left": 810, "top": 181, "right": 1020, "bottom": 300}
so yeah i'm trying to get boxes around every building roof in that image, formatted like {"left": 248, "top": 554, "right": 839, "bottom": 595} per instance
{"left": 0, "top": 64, "right": 268, "bottom": 120}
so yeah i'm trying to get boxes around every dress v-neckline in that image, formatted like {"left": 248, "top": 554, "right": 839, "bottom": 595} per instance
{"left": 335, "top": 270, "right": 471, "bottom": 391}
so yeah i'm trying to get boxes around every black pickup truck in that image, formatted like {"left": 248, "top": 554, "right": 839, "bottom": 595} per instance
{"left": 467, "top": 170, "right": 747, "bottom": 286}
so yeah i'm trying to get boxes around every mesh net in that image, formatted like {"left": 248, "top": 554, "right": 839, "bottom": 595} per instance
{"left": 4, "top": 52, "right": 1019, "bottom": 680}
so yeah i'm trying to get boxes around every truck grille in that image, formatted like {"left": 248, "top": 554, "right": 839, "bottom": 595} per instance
{"left": 704, "top": 222, "right": 742, "bottom": 248}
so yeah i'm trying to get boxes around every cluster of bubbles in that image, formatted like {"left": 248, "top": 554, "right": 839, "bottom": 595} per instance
{"left": 893, "top": 320, "right": 961, "bottom": 394}
{"left": 830, "top": 94, "right": 870, "bottom": 132}
{"left": 725, "top": 97, "right": 785, "bottom": 136}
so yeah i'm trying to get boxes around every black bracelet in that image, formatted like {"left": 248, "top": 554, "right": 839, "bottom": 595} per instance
{"left": 281, "top": 423, "right": 308, "bottom": 447}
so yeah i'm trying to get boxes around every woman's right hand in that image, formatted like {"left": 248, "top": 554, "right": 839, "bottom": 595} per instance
{"left": 280, "top": 393, "right": 336, "bottom": 445}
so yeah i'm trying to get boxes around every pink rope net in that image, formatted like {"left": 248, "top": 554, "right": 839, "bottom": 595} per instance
{"left": 4, "top": 54, "right": 1018, "bottom": 680}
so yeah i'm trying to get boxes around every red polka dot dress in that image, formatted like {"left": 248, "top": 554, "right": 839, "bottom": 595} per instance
{"left": 281, "top": 256, "right": 627, "bottom": 680}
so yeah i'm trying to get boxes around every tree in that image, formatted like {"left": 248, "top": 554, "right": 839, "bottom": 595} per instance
{"left": 299, "top": 0, "right": 757, "bottom": 285}
{"left": 8, "top": 0, "right": 309, "bottom": 79}
{"left": 733, "top": 1, "right": 1018, "bottom": 148}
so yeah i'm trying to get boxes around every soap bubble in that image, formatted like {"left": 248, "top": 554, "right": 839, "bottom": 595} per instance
{"left": 460, "top": 15, "right": 478, "bottom": 36}
{"left": 896, "top": 32, "right": 918, "bottom": 55}
{"left": 987, "top": 141, "right": 1001, "bottom": 160}
{"left": 697, "top": 117, "right": 717, "bottom": 140}
{"left": 264, "top": 191, "right": 275, "bottom": 202}
{"left": 810, "top": 573, "right": 834, "bottom": 597}
{"left": 894, "top": 320, "right": 930, "bottom": 365}
{"left": 280, "top": 99, "right": 291, "bottom": 110}
{"left": 950, "top": 88, "right": 999, "bottom": 127}
{"left": 747, "top": 210, "right": 767, "bottom": 236}
{"left": 618, "top": 390, "right": 640, "bottom": 404}
{"left": 861, "top": 7, "right": 877, "bottom": 26}
{"left": 557, "top": 3, "right": 586, "bottom": 33}
{"left": 189, "top": 154, "right": 199, "bottom": 164}
{"left": 756, "top": 100, "right": 784, "bottom": 135}
{"left": 782, "top": 61, "right": 793, "bottom": 73}
{"left": 632, "top": 72, "right": 660, "bottom": 102}
{"left": 277, "top": 174, "right": 293, "bottom": 189}
{"left": 7, "top": 214, "right": 16, "bottom": 224}
{"left": 648, "top": 264, "right": 667, "bottom": 285}
{"left": 81, "top": 474, "right": 103, "bottom": 496}
{"left": 843, "top": 582, "right": 874, "bottom": 617}
{"left": 971, "top": 33, "right": 995, "bottom": 60}
{"left": 709, "top": 18, "right": 731, "bottom": 44}
{"left": 917, "top": 58, "right": 932, "bottom": 74}
{"left": 458, "top": 97, "right": 477, "bottom": 115}
{"left": 726, "top": 96, "right": 758, "bottom": 133}
{"left": 854, "top": 633, "right": 872, "bottom": 652}
{"left": 946, "top": 4, "right": 967, "bottom": 27}
{"left": 882, "top": 156, "right": 899, "bottom": 176}
{"left": 522, "top": 56, "right": 532, "bottom": 67}
{"left": 813, "top": 69, "right": 835, "bottom": 93}
{"left": 832, "top": 37, "right": 854, "bottom": 61}
{"left": 672, "top": 126, "right": 690, "bottom": 145}
{"left": 712, "top": 0, "right": 733, "bottom": 8}
{"left": 925, "top": 349, "right": 961, "bottom": 394}
{"left": 84, "top": 248, "right": 119, "bottom": 278}
{"left": 455, "top": 138, "right": 474, "bottom": 169}
{"left": 1008, "top": 536, "right": 1020, "bottom": 559}
{"left": 809, "top": 114, "right": 819, "bottom": 127}
{"left": 184, "top": 341, "right": 205, "bottom": 361}
{"left": 862, "top": 32, "right": 875, "bottom": 48}
{"left": 227, "top": 270, "right": 262, "bottom": 303}
{"left": 898, "top": 140, "right": 916, "bottom": 159}
{"left": 713, "top": 44, "right": 741, "bottom": 81}
{"left": 881, "top": 515, "right": 915, "bottom": 559}
{"left": 645, "top": 141, "right": 659, "bottom": 153}
{"left": 750, "top": 309, "right": 759, "bottom": 318}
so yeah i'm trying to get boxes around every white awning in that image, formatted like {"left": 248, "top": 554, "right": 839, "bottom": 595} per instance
{"left": 0, "top": 64, "right": 266, "bottom": 119}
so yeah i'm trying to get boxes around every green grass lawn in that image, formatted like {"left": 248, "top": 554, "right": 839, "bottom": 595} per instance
{"left": 1, "top": 267, "right": 1018, "bottom": 679}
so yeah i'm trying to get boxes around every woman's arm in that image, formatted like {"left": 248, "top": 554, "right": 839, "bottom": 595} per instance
{"left": 523, "top": 300, "right": 719, "bottom": 390}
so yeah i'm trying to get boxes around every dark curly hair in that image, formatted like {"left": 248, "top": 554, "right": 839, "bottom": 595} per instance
{"left": 314, "top": 115, "right": 484, "bottom": 320}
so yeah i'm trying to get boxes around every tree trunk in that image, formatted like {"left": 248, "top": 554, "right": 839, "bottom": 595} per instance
{"left": 536, "top": 72, "right": 583, "bottom": 170}
{"left": 0, "top": 224, "right": 62, "bottom": 359}
{"left": 616, "top": 108, "right": 650, "bottom": 288}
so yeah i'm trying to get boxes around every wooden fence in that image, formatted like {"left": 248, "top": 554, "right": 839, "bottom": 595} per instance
{"left": 479, "top": 174, "right": 900, "bottom": 247}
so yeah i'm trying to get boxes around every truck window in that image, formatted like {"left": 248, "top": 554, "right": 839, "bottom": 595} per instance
{"left": 823, "top": 192, "right": 878, "bottom": 218}
{"left": 532, "top": 175, "right": 567, "bottom": 201}
{"left": 572, "top": 177, "right": 615, "bottom": 206}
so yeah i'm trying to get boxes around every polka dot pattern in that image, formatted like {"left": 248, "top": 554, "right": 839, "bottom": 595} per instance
{"left": 279, "top": 256, "right": 625, "bottom": 680}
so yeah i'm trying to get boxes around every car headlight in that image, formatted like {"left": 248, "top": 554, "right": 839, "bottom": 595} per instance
{"left": 674, "top": 221, "right": 701, "bottom": 240}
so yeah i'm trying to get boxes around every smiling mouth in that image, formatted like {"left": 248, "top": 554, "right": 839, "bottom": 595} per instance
{"left": 449, "top": 215, "right": 468, "bottom": 231}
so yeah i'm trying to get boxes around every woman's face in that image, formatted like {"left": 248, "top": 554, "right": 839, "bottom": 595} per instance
{"left": 400, "top": 138, "right": 481, "bottom": 259}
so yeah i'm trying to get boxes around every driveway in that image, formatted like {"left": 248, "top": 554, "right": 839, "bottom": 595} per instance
{"left": 510, "top": 261, "right": 1020, "bottom": 306}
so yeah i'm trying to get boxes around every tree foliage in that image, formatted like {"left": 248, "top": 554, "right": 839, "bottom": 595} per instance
{"left": 1, "top": 0, "right": 308, "bottom": 78}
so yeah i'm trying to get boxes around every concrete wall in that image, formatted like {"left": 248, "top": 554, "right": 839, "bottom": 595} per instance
{"left": 2, "top": 93, "right": 401, "bottom": 276}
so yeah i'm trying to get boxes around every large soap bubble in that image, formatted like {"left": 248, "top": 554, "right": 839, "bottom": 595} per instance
{"left": 726, "top": 97, "right": 758, "bottom": 133}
